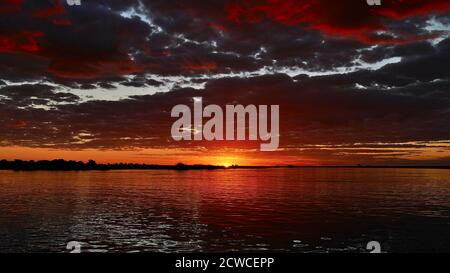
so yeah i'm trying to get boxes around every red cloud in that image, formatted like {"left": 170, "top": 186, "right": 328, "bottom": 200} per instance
{"left": 225, "top": 0, "right": 450, "bottom": 43}
{"left": 7, "top": 120, "right": 28, "bottom": 129}
{"left": 32, "top": 0, "right": 72, "bottom": 25}
{"left": 0, "top": 31, "right": 44, "bottom": 53}
{"left": 182, "top": 62, "right": 218, "bottom": 71}
{"left": 0, "top": 0, "right": 135, "bottom": 80}
{"left": 33, "top": 5, "right": 65, "bottom": 18}
{"left": 48, "top": 57, "right": 142, "bottom": 79}
{"left": 376, "top": 0, "right": 450, "bottom": 18}
{"left": 0, "top": 0, "right": 22, "bottom": 13}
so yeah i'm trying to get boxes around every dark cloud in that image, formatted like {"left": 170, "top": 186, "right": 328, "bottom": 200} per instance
{"left": 0, "top": 1, "right": 449, "bottom": 164}
{"left": 0, "top": 0, "right": 149, "bottom": 82}
{"left": 97, "top": 82, "right": 117, "bottom": 89}
{"left": 1, "top": 37, "right": 449, "bottom": 162}
{"left": 225, "top": 0, "right": 450, "bottom": 43}
{"left": 0, "top": 83, "right": 79, "bottom": 108}
{"left": 0, "top": 0, "right": 447, "bottom": 84}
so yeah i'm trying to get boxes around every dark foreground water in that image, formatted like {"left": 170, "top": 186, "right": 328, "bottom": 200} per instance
{"left": 0, "top": 168, "right": 449, "bottom": 253}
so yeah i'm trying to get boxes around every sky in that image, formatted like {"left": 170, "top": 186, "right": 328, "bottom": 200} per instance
{"left": 0, "top": 0, "right": 450, "bottom": 166}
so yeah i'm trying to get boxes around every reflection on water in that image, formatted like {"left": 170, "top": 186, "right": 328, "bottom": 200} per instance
{"left": 0, "top": 168, "right": 449, "bottom": 253}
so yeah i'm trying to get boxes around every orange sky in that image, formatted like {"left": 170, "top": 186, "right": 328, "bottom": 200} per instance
{"left": 0, "top": 146, "right": 291, "bottom": 166}
{"left": 2, "top": 143, "right": 450, "bottom": 166}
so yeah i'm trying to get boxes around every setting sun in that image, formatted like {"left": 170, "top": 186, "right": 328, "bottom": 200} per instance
{"left": 214, "top": 156, "right": 242, "bottom": 167}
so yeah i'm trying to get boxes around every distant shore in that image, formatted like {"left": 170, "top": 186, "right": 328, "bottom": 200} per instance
{"left": 0, "top": 159, "right": 449, "bottom": 171}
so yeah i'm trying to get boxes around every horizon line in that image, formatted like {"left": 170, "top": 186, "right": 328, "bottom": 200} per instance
{"left": 0, "top": 159, "right": 449, "bottom": 170}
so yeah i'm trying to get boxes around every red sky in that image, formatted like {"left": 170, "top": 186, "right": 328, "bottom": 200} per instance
{"left": 0, "top": 0, "right": 450, "bottom": 166}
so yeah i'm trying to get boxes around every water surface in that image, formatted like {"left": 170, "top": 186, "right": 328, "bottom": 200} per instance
{"left": 0, "top": 168, "right": 449, "bottom": 253}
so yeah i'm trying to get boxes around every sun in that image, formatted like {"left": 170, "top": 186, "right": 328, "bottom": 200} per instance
{"left": 216, "top": 157, "right": 239, "bottom": 168}
{"left": 210, "top": 155, "right": 245, "bottom": 168}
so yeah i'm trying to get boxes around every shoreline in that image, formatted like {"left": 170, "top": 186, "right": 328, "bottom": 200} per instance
{"left": 0, "top": 160, "right": 449, "bottom": 171}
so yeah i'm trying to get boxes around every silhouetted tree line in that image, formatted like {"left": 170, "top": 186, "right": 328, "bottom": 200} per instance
{"left": 0, "top": 160, "right": 230, "bottom": 171}
{"left": 1, "top": 160, "right": 445, "bottom": 171}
